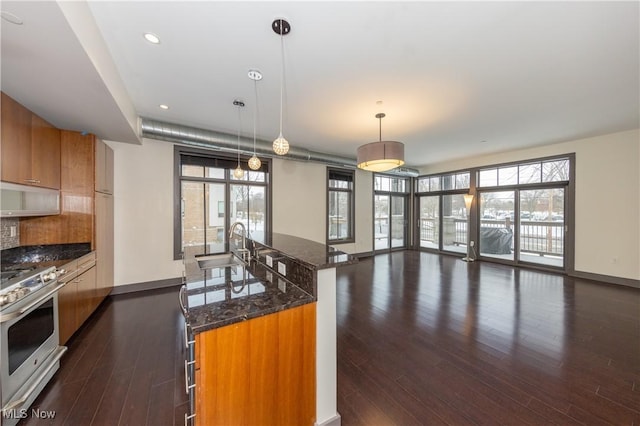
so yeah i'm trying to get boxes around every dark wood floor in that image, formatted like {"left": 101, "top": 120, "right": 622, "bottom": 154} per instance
{"left": 20, "top": 251, "right": 640, "bottom": 425}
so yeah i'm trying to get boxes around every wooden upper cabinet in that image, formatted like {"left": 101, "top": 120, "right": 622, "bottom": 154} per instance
{"left": 95, "top": 138, "right": 113, "bottom": 194}
{"left": 31, "top": 114, "right": 61, "bottom": 189}
{"left": 61, "top": 131, "right": 95, "bottom": 195}
{"left": 2, "top": 92, "right": 33, "bottom": 185}
{"left": 1, "top": 92, "right": 61, "bottom": 189}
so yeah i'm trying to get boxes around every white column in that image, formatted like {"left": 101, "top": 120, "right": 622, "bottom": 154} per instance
{"left": 315, "top": 268, "right": 340, "bottom": 426}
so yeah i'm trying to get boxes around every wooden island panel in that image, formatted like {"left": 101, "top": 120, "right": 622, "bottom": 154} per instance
{"left": 195, "top": 303, "right": 316, "bottom": 426}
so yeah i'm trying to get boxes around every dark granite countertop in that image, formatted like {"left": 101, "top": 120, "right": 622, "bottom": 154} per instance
{"left": 261, "top": 233, "right": 358, "bottom": 270}
{"left": 1, "top": 243, "right": 92, "bottom": 271}
{"left": 183, "top": 248, "right": 314, "bottom": 334}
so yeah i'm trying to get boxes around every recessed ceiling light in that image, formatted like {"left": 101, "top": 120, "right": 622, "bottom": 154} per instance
{"left": 144, "top": 32, "right": 160, "bottom": 44}
{"left": 159, "top": 104, "right": 169, "bottom": 110}
{"left": 1, "top": 11, "right": 23, "bottom": 25}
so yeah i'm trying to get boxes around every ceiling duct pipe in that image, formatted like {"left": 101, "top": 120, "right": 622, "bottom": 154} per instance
{"left": 140, "top": 117, "right": 419, "bottom": 176}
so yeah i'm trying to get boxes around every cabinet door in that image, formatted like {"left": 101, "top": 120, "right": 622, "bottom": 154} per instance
{"left": 58, "top": 278, "right": 78, "bottom": 345}
{"left": 95, "top": 193, "right": 114, "bottom": 298}
{"left": 30, "top": 114, "right": 61, "bottom": 189}
{"left": 61, "top": 131, "right": 94, "bottom": 195}
{"left": 75, "top": 265, "right": 97, "bottom": 325}
{"left": 1, "top": 92, "right": 32, "bottom": 184}
{"left": 95, "top": 139, "right": 114, "bottom": 194}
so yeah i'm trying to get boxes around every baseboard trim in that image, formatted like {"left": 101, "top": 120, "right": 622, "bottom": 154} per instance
{"left": 110, "top": 277, "right": 183, "bottom": 295}
{"left": 316, "top": 413, "right": 341, "bottom": 426}
{"left": 570, "top": 270, "right": 640, "bottom": 289}
{"left": 353, "top": 251, "right": 374, "bottom": 259}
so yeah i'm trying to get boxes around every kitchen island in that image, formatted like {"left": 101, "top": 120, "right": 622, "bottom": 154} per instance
{"left": 181, "top": 233, "right": 355, "bottom": 426}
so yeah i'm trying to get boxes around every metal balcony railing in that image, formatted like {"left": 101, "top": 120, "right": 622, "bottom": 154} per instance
{"left": 419, "top": 217, "right": 564, "bottom": 256}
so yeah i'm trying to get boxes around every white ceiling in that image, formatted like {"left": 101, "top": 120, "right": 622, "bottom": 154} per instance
{"left": 1, "top": 1, "right": 638, "bottom": 168}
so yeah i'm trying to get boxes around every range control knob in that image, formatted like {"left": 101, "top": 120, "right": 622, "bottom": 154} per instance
{"left": 43, "top": 272, "right": 57, "bottom": 282}
{"left": 6, "top": 291, "right": 18, "bottom": 303}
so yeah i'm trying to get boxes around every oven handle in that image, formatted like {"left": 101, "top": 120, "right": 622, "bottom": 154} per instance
{"left": 0, "top": 281, "right": 66, "bottom": 323}
{"left": 2, "top": 346, "right": 68, "bottom": 411}
{"left": 179, "top": 285, "right": 187, "bottom": 316}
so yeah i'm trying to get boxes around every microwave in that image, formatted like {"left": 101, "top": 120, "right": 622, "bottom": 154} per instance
{"left": 0, "top": 182, "right": 60, "bottom": 217}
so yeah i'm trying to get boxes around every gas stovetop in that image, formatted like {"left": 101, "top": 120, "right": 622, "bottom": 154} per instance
{"left": 0, "top": 265, "right": 60, "bottom": 309}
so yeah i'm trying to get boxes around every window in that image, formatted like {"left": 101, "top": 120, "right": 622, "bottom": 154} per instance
{"left": 478, "top": 158, "right": 569, "bottom": 187}
{"left": 175, "top": 147, "right": 270, "bottom": 259}
{"left": 375, "top": 175, "right": 409, "bottom": 193}
{"left": 416, "top": 172, "right": 469, "bottom": 192}
{"left": 327, "top": 168, "right": 354, "bottom": 243}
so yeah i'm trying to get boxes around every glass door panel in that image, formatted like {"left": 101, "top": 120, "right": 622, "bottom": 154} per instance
{"left": 390, "top": 196, "right": 406, "bottom": 248}
{"left": 374, "top": 195, "right": 389, "bottom": 250}
{"left": 182, "top": 182, "right": 226, "bottom": 253}
{"left": 518, "top": 188, "right": 564, "bottom": 267}
{"left": 419, "top": 196, "right": 439, "bottom": 249}
{"left": 442, "top": 193, "right": 467, "bottom": 254}
{"left": 479, "top": 191, "right": 515, "bottom": 261}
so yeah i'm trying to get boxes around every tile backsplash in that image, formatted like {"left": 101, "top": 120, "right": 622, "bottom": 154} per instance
{"left": 1, "top": 218, "right": 20, "bottom": 250}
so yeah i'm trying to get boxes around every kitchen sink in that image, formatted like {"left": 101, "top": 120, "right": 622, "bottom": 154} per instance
{"left": 196, "top": 253, "right": 246, "bottom": 270}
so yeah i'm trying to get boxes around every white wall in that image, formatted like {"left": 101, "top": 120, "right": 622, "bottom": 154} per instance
{"left": 420, "top": 129, "right": 640, "bottom": 281}
{"left": 110, "top": 138, "right": 183, "bottom": 286}
{"left": 271, "top": 159, "right": 326, "bottom": 243}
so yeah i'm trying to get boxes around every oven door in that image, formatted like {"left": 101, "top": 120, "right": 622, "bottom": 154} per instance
{"left": 1, "top": 288, "right": 66, "bottom": 414}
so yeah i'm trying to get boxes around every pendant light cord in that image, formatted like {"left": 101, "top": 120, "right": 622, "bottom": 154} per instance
{"left": 253, "top": 79, "right": 258, "bottom": 154}
{"left": 379, "top": 115, "right": 382, "bottom": 142}
{"left": 237, "top": 105, "right": 241, "bottom": 166}
{"left": 279, "top": 20, "right": 284, "bottom": 136}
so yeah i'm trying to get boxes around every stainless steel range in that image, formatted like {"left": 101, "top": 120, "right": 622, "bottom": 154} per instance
{"left": 0, "top": 265, "right": 67, "bottom": 426}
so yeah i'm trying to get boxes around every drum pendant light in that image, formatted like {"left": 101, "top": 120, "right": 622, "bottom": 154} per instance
{"left": 233, "top": 100, "right": 245, "bottom": 179}
{"left": 272, "top": 18, "right": 290, "bottom": 156}
{"left": 248, "top": 70, "right": 262, "bottom": 170}
{"left": 357, "top": 113, "right": 405, "bottom": 172}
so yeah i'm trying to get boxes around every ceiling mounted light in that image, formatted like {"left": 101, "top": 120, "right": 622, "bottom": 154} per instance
{"left": 272, "top": 18, "right": 291, "bottom": 156}
{"left": 233, "top": 100, "right": 245, "bottom": 179}
{"left": 159, "top": 104, "right": 169, "bottom": 110}
{"left": 248, "top": 70, "right": 262, "bottom": 170}
{"left": 357, "top": 113, "right": 405, "bottom": 172}
{"left": 144, "top": 32, "right": 160, "bottom": 44}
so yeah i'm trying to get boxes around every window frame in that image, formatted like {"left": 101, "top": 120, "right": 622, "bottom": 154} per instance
{"left": 327, "top": 167, "right": 355, "bottom": 244}
{"left": 174, "top": 145, "right": 271, "bottom": 259}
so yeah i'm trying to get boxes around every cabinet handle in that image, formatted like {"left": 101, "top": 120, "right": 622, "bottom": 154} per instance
{"left": 24, "top": 178, "right": 41, "bottom": 184}
{"left": 184, "top": 321, "right": 195, "bottom": 349}
{"left": 184, "top": 413, "right": 195, "bottom": 426}
{"left": 184, "top": 359, "right": 196, "bottom": 395}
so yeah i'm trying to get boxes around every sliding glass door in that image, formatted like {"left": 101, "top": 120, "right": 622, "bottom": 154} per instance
{"left": 418, "top": 195, "right": 439, "bottom": 249}
{"left": 478, "top": 191, "right": 515, "bottom": 261}
{"left": 374, "top": 195, "right": 407, "bottom": 250}
{"left": 518, "top": 188, "right": 565, "bottom": 267}
{"left": 478, "top": 187, "right": 566, "bottom": 267}
{"left": 374, "top": 175, "right": 409, "bottom": 252}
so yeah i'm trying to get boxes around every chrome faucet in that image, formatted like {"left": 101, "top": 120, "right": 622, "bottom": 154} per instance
{"left": 229, "top": 222, "right": 250, "bottom": 262}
